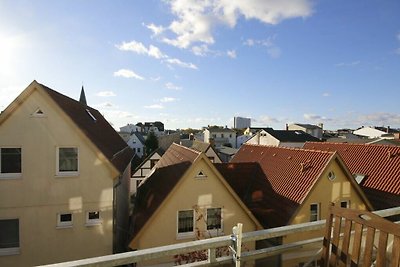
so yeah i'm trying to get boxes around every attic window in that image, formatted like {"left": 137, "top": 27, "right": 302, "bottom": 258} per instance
{"left": 195, "top": 171, "right": 207, "bottom": 179}
{"left": 354, "top": 173, "right": 366, "bottom": 184}
{"left": 32, "top": 108, "right": 46, "bottom": 117}
{"left": 327, "top": 171, "right": 336, "bottom": 181}
{"left": 85, "top": 109, "right": 97, "bottom": 122}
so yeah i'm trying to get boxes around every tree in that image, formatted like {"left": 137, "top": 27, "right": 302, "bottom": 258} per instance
{"left": 145, "top": 131, "right": 159, "bottom": 155}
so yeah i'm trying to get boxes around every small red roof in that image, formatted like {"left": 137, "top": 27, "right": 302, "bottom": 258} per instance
{"left": 231, "top": 144, "right": 335, "bottom": 204}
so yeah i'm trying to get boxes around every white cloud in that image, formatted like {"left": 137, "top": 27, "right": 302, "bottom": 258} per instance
{"left": 113, "top": 69, "right": 144, "bottom": 80}
{"left": 335, "top": 61, "right": 360, "bottom": 67}
{"left": 95, "top": 102, "right": 117, "bottom": 109}
{"left": 151, "top": 76, "right": 161, "bottom": 82}
{"left": 322, "top": 92, "right": 330, "bottom": 97}
{"left": 160, "top": 0, "right": 312, "bottom": 49}
{"left": 304, "top": 113, "right": 331, "bottom": 121}
{"left": 96, "top": 91, "right": 116, "bottom": 97}
{"left": 116, "top": 41, "right": 167, "bottom": 59}
{"left": 160, "top": 97, "right": 178, "bottom": 103}
{"left": 144, "top": 23, "right": 165, "bottom": 36}
{"left": 165, "top": 82, "right": 182, "bottom": 90}
{"left": 227, "top": 50, "right": 237, "bottom": 58}
{"left": 192, "top": 44, "right": 211, "bottom": 56}
{"left": 144, "top": 104, "right": 164, "bottom": 109}
{"left": 165, "top": 58, "right": 198, "bottom": 69}
{"left": 257, "top": 115, "right": 281, "bottom": 124}
{"left": 358, "top": 112, "right": 400, "bottom": 125}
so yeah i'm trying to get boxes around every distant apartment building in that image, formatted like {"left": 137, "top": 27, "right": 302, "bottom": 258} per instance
{"left": 234, "top": 116, "right": 251, "bottom": 129}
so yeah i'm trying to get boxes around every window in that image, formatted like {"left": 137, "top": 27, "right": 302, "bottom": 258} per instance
{"left": 207, "top": 208, "right": 222, "bottom": 230}
{"left": 86, "top": 211, "right": 101, "bottom": 226}
{"left": 57, "top": 147, "right": 78, "bottom": 175}
{"left": 340, "top": 201, "right": 350, "bottom": 208}
{"left": 137, "top": 148, "right": 141, "bottom": 153}
{"left": 310, "top": 203, "right": 320, "bottom": 222}
{"left": 0, "top": 148, "right": 22, "bottom": 178}
{"left": 177, "top": 210, "right": 194, "bottom": 237}
{"left": 221, "top": 134, "right": 224, "bottom": 138}
{"left": 57, "top": 213, "right": 73, "bottom": 228}
{"left": 0, "top": 219, "right": 19, "bottom": 256}
{"left": 195, "top": 171, "right": 207, "bottom": 179}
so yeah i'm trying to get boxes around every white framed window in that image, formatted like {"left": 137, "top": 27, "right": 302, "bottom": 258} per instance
{"left": 310, "top": 203, "right": 320, "bottom": 222}
{"left": 0, "top": 148, "right": 22, "bottom": 178}
{"left": 86, "top": 211, "right": 101, "bottom": 226}
{"left": 0, "top": 219, "right": 20, "bottom": 256}
{"left": 56, "top": 213, "right": 73, "bottom": 228}
{"left": 177, "top": 210, "right": 194, "bottom": 239}
{"left": 206, "top": 208, "right": 222, "bottom": 231}
{"left": 56, "top": 147, "right": 78, "bottom": 176}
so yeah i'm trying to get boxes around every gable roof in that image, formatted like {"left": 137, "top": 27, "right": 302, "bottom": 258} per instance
{"left": 215, "top": 162, "right": 298, "bottom": 228}
{"left": 231, "top": 144, "right": 334, "bottom": 205}
{"left": 1, "top": 81, "right": 133, "bottom": 174}
{"left": 206, "top": 126, "right": 236, "bottom": 133}
{"left": 303, "top": 142, "right": 400, "bottom": 209}
{"left": 291, "top": 123, "right": 321, "bottom": 129}
{"left": 132, "top": 131, "right": 146, "bottom": 144}
{"left": 130, "top": 143, "right": 200, "bottom": 240}
{"left": 190, "top": 140, "right": 211, "bottom": 153}
{"left": 265, "top": 129, "right": 320, "bottom": 142}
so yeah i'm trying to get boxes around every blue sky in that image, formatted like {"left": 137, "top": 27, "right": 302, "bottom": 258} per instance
{"left": 1, "top": 0, "right": 399, "bottom": 130}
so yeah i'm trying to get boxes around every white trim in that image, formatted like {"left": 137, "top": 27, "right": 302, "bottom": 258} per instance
{"left": 85, "top": 211, "right": 102, "bottom": 226}
{"left": 56, "top": 212, "right": 73, "bottom": 229}
{"left": 56, "top": 147, "right": 79, "bottom": 177}
{"left": 176, "top": 209, "right": 195, "bottom": 239}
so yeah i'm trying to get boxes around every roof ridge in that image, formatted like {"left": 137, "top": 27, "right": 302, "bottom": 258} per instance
{"left": 306, "top": 141, "right": 400, "bottom": 149}
{"left": 172, "top": 142, "right": 201, "bottom": 155}
{"left": 243, "top": 143, "right": 335, "bottom": 155}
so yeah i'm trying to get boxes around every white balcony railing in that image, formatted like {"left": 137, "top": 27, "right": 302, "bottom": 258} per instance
{"left": 40, "top": 206, "right": 400, "bottom": 267}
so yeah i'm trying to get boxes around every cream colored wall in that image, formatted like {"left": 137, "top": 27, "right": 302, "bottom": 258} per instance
{"left": 131, "top": 157, "right": 258, "bottom": 250}
{"left": 0, "top": 88, "right": 116, "bottom": 266}
{"left": 281, "top": 159, "right": 367, "bottom": 267}
{"left": 205, "top": 148, "right": 222, "bottom": 163}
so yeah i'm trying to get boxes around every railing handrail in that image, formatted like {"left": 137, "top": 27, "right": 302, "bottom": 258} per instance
{"left": 39, "top": 206, "right": 400, "bottom": 267}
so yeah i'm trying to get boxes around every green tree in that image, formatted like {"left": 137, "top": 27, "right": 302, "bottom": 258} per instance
{"left": 145, "top": 131, "right": 159, "bottom": 155}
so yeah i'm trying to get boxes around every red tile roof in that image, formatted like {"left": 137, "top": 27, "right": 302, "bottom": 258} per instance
{"left": 231, "top": 144, "right": 335, "bottom": 204}
{"left": 130, "top": 144, "right": 200, "bottom": 242}
{"left": 303, "top": 142, "right": 400, "bottom": 209}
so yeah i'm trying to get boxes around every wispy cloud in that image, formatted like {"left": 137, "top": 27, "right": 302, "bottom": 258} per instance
{"left": 165, "top": 82, "right": 182, "bottom": 90}
{"left": 144, "top": 23, "right": 165, "bottom": 36}
{"left": 160, "top": 97, "right": 178, "bottom": 103}
{"left": 116, "top": 40, "right": 197, "bottom": 69}
{"left": 157, "top": 0, "right": 313, "bottom": 49}
{"left": 395, "top": 32, "right": 400, "bottom": 55}
{"left": 227, "top": 50, "right": 237, "bottom": 59}
{"left": 335, "top": 61, "right": 360, "bottom": 67}
{"left": 96, "top": 91, "right": 116, "bottom": 97}
{"left": 358, "top": 112, "right": 400, "bottom": 125}
{"left": 144, "top": 104, "right": 164, "bottom": 109}
{"left": 244, "top": 36, "right": 281, "bottom": 58}
{"left": 95, "top": 102, "right": 117, "bottom": 109}
{"left": 113, "top": 69, "right": 144, "bottom": 80}
{"left": 303, "top": 113, "right": 331, "bottom": 121}
{"left": 192, "top": 44, "right": 211, "bottom": 56}
{"left": 322, "top": 92, "right": 330, "bottom": 97}
{"left": 165, "top": 58, "right": 198, "bottom": 69}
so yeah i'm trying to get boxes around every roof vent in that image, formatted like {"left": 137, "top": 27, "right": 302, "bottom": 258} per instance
{"left": 32, "top": 108, "right": 46, "bottom": 117}
{"left": 287, "top": 156, "right": 292, "bottom": 160}
{"left": 327, "top": 171, "right": 336, "bottom": 181}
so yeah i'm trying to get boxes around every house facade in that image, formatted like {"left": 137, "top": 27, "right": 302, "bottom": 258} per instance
{"left": 226, "top": 144, "right": 371, "bottom": 267}
{"left": 129, "top": 144, "right": 261, "bottom": 265}
{"left": 246, "top": 129, "right": 320, "bottom": 148}
{"left": 203, "top": 126, "right": 236, "bottom": 148}
{"left": 353, "top": 126, "right": 399, "bottom": 139}
{"left": 126, "top": 132, "right": 146, "bottom": 158}
{"left": 190, "top": 140, "right": 222, "bottom": 163}
{"left": 0, "top": 81, "right": 133, "bottom": 266}
{"left": 287, "top": 123, "right": 323, "bottom": 140}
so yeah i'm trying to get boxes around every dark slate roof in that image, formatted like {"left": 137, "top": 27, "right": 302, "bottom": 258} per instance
{"left": 207, "top": 126, "right": 236, "bottom": 133}
{"left": 40, "top": 82, "right": 134, "bottom": 174}
{"left": 130, "top": 144, "right": 200, "bottom": 241}
{"left": 292, "top": 123, "right": 321, "bottom": 129}
{"left": 266, "top": 129, "right": 321, "bottom": 142}
{"left": 215, "top": 162, "right": 298, "bottom": 228}
{"left": 132, "top": 131, "right": 146, "bottom": 144}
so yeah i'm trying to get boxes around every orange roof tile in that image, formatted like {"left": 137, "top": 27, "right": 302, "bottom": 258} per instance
{"left": 304, "top": 142, "right": 400, "bottom": 195}
{"left": 231, "top": 144, "right": 335, "bottom": 204}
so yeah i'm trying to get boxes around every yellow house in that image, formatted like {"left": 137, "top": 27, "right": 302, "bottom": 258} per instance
{"left": 220, "top": 144, "right": 372, "bottom": 267}
{"left": 129, "top": 143, "right": 263, "bottom": 265}
{"left": 0, "top": 81, "right": 134, "bottom": 266}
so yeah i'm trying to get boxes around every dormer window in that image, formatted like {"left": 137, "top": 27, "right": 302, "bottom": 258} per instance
{"left": 195, "top": 170, "right": 207, "bottom": 179}
{"left": 32, "top": 108, "right": 46, "bottom": 117}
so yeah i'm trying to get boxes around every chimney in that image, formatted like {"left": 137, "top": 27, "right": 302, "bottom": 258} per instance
{"left": 387, "top": 126, "right": 390, "bottom": 133}
{"left": 285, "top": 123, "right": 288, "bottom": 131}
{"left": 318, "top": 123, "right": 324, "bottom": 130}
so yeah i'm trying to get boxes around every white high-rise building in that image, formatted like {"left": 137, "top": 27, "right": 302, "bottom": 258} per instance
{"left": 234, "top": 116, "right": 251, "bottom": 129}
